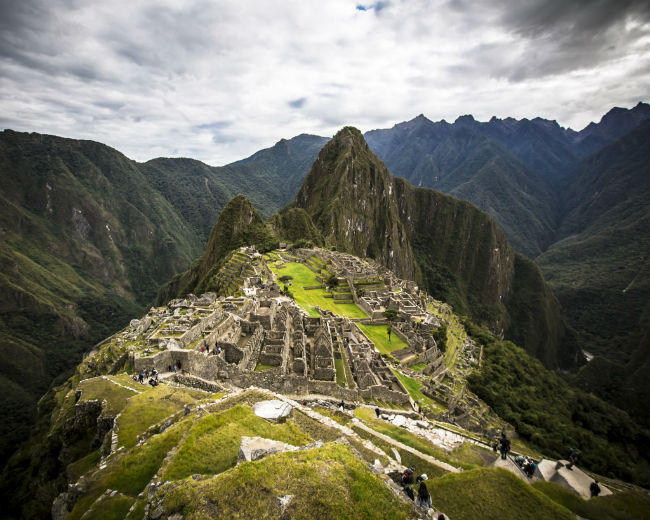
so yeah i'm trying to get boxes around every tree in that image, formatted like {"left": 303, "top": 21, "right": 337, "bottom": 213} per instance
{"left": 383, "top": 309, "right": 399, "bottom": 343}
{"left": 326, "top": 274, "right": 338, "bottom": 287}
{"left": 278, "top": 275, "right": 293, "bottom": 284}
{"left": 383, "top": 309, "right": 399, "bottom": 323}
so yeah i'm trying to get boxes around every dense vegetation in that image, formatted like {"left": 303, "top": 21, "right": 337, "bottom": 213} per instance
{"left": 365, "top": 106, "right": 650, "bottom": 426}
{"left": 465, "top": 320, "right": 650, "bottom": 486}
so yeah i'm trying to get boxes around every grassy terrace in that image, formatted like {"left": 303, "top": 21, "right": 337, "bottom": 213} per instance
{"left": 391, "top": 369, "right": 443, "bottom": 413}
{"left": 268, "top": 259, "right": 367, "bottom": 318}
{"left": 356, "top": 323, "right": 407, "bottom": 357}
{"left": 427, "top": 301, "right": 467, "bottom": 367}
{"left": 353, "top": 407, "right": 485, "bottom": 470}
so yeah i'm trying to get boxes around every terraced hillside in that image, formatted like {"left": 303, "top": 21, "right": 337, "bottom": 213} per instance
{"left": 3, "top": 247, "right": 648, "bottom": 520}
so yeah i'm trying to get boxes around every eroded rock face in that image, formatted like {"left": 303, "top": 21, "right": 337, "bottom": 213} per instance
{"left": 252, "top": 400, "right": 293, "bottom": 422}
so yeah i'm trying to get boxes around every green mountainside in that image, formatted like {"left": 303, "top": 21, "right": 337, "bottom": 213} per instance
{"left": 293, "top": 127, "right": 417, "bottom": 280}
{"left": 289, "top": 127, "right": 580, "bottom": 370}
{"left": 166, "top": 128, "right": 580, "bottom": 371}
{"left": 537, "top": 121, "right": 650, "bottom": 425}
{"left": 0, "top": 130, "right": 323, "bottom": 466}
{"left": 364, "top": 106, "right": 650, "bottom": 424}
{"left": 0, "top": 130, "right": 199, "bottom": 464}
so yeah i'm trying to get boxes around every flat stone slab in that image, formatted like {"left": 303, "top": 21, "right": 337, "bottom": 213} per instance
{"left": 253, "top": 400, "right": 293, "bottom": 422}
{"left": 238, "top": 436, "right": 297, "bottom": 463}
{"left": 537, "top": 459, "right": 612, "bottom": 499}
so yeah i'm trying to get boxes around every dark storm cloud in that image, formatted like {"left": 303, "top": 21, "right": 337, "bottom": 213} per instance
{"left": 447, "top": 0, "right": 650, "bottom": 81}
{"left": 499, "top": 0, "right": 650, "bottom": 37}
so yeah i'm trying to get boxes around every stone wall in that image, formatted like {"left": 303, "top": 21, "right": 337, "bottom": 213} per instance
{"left": 169, "top": 374, "right": 223, "bottom": 393}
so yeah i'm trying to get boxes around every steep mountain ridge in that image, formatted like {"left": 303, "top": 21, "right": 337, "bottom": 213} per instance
{"left": 537, "top": 121, "right": 650, "bottom": 424}
{"left": 290, "top": 127, "right": 581, "bottom": 369}
{"left": 293, "top": 127, "right": 417, "bottom": 280}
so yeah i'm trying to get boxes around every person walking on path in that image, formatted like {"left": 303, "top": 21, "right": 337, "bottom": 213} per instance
{"left": 499, "top": 433, "right": 511, "bottom": 460}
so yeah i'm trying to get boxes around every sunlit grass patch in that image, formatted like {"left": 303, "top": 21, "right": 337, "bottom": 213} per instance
{"left": 356, "top": 323, "right": 407, "bottom": 355}
{"left": 66, "top": 420, "right": 191, "bottom": 520}
{"left": 77, "top": 377, "right": 136, "bottom": 415}
{"left": 390, "top": 369, "right": 441, "bottom": 412}
{"left": 117, "top": 385, "right": 205, "bottom": 449}
{"left": 159, "top": 443, "right": 413, "bottom": 520}
{"left": 269, "top": 261, "right": 367, "bottom": 318}
{"left": 83, "top": 493, "right": 134, "bottom": 520}
{"left": 162, "top": 404, "right": 312, "bottom": 480}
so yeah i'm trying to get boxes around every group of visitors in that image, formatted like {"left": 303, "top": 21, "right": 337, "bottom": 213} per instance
{"left": 400, "top": 466, "right": 433, "bottom": 511}
{"left": 514, "top": 455, "right": 537, "bottom": 478}
{"left": 132, "top": 367, "right": 159, "bottom": 386}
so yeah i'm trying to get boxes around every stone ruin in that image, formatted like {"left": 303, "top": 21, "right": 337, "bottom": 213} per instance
{"left": 116, "top": 247, "right": 492, "bottom": 416}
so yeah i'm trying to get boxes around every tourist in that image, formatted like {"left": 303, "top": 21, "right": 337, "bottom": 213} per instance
{"left": 523, "top": 458, "right": 537, "bottom": 478}
{"left": 375, "top": 407, "right": 380, "bottom": 418}
{"left": 499, "top": 433, "right": 511, "bottom": 460}
{"left": 401, "top": 466, "right": 415, "bottom": 488}
{"left": 567, "top": 448, "right": 580, "bottom": 470}
{"left": 590, "top": 479, "right": 601, "bottom": 497}
{"left": 416, "top": 481, "right": 432, "bottom": 510}
{"left": 338, "top": 400, "right": 344, "bottom": 411}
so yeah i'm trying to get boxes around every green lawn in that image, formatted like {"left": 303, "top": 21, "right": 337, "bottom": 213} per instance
{"left": 356, "top": 323, "right": 407, "bottom": 356}
{"left": 117, "top": 385, "right": 206, "bottom": 449}
{"left": 162, "top": 404, "right": 312, "bottom": 480}
{"left": 335, "top": 358, "right": 346, "bottom": 387}
{"left": 158, "top": 443, "right": 413, "bottom": 520}
{"left": 269, "top": 261, "right": 367, "bottom": 318}
{"left": 391, "top": 369, "right": 442, "bottom": 412}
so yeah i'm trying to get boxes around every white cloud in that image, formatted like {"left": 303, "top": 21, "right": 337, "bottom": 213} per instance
{"left": 0, "top": 0, "right": 648, "bottom": 164}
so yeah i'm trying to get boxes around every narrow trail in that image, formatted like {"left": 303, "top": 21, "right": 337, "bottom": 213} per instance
{"left": 351, "top": 420, "right": 460, "bottom": 473}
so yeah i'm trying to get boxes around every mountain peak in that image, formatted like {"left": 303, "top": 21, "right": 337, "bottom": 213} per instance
{"left": 454, "top": 114, "right": 476, "bottom": 126}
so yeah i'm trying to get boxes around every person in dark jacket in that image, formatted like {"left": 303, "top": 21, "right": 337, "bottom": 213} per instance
{"left": 590, "top": 479, "right": 601, "bottom": 497}
{"left": 499, "top": 433, "right": 511, "bottom": 460}
{"left": 416, "top": 481, "right": 432, "bottom": 509}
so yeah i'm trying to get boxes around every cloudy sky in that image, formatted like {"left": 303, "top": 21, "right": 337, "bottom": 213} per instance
{"left": 1, "top": 0, "right": 648, "bottom": 165}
